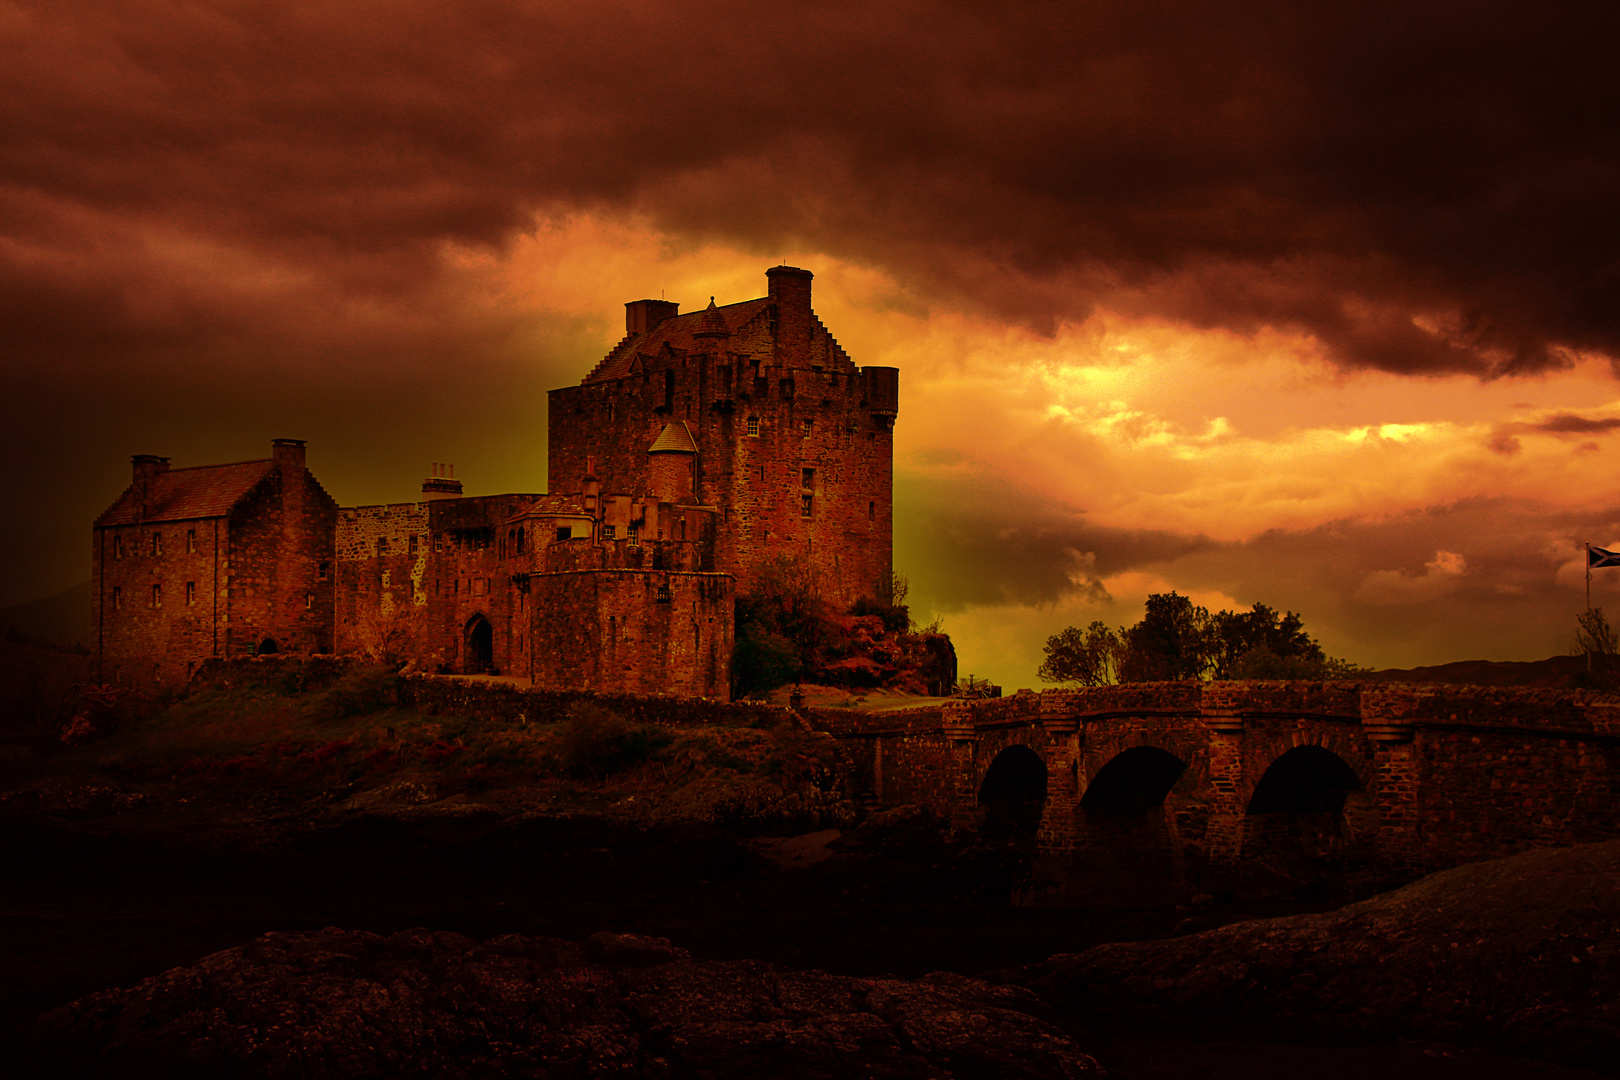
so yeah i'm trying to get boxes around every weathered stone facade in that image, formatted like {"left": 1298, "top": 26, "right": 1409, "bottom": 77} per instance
{"left": 547, "top": 266, "right": 898, "bottom": 604}
{"left": 92, "top": 440, "right": 337, "bottom": 685}
{"left": 95, "top": 267, "right": 896, "bottom": 703}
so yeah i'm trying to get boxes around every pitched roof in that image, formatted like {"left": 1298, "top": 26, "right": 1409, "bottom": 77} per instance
{"left": 648, "top": 421, "right": 699, "bottom": 454}
{"left": 95, "top": 459, "right": 275, "bottom": 527}
{"left": 582, "top": 297, "right": 771, "bottom": 383}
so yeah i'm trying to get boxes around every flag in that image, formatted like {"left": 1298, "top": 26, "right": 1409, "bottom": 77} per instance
{"left": 1589, "top": 545, "right": 1620, "bottom": 569}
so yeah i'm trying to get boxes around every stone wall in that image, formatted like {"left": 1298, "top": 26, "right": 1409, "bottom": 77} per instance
{"left": 399, "top": 673, "right": 790, "bottom": 729}
{"left": 527, "top": 570, "right": 734, "bottom": 699}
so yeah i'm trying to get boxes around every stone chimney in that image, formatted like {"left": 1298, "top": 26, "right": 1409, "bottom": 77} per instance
{"left": 766, "top": 265, "right": 813, "bottom": 363}
{"left": 422, "top": 462, "right": 463, "bottom": 501}
{"left": 625, "top": 298, "right": 679, "bottom": 336}
{"left": 131, "top": 454, "right": 170, "bottom": 522}
{"left": 273, "top": 439, "right": 306, "bottom": 523}
{"left": 272, "top": 438, "right": 306, "bottom": 479}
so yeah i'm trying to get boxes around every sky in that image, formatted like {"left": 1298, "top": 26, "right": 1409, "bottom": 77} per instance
{"left": 5, "top": 0, "right": 1620, "bottom": 689}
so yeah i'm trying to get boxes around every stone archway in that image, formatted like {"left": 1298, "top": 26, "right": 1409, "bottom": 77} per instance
{"left": 978, "top": 744, "right": 1048, "bottom": 838}
{"left": 1242, "top": 745, "right": 1367, "bottom": 897}
{"left": 1073, "top": 746, "right": 1190, "bottom": 903}
{"left": 464, "top": 614, "right": 493, "bottom": 675}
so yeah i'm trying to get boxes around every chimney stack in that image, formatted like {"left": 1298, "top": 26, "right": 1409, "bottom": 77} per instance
{"left": 422, "top": 462, "right": 463, "bottom": 500}
{"left": 131, "top": 454, "right": 170, "bottom": 522}
{"left": 625, "top": 298, "right": 679, "bottom": 336}
{"left": 766, "top": 266, "right": 813, "bottom": 363}
{"left": 272, "top": 438, "right": 306, "bottom": 478}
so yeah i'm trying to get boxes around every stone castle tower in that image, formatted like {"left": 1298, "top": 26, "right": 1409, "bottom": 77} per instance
{"left": 547, "top": 266, "right": 900, "bottom": 604}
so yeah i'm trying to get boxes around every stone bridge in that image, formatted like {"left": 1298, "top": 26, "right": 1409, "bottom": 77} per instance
{"left": 810, "top": 681, "right": 1620, "bottom": 903}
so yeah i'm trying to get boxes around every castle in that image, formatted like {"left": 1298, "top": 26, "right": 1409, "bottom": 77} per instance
{"left": 92, "top": 267, "right": 899, "bottom": 701}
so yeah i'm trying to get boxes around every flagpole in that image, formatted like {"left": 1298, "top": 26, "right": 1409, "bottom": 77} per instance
{"left": 1587, "top": 542, "right": 1594, "bottom": 675}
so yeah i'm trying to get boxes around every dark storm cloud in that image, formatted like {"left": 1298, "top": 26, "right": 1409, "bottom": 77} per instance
{"left": 1533, "top": 413, "right": 1620, "bottom": 434}
{"left": 3, "top": 1, "right": 1617, "bottom": 377}
{"left": 895, "top": 457, "right": 1212, "bottom": 609}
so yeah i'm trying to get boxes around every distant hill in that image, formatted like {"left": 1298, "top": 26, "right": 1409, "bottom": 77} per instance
{"left": 1366, "top": 654, "right": 1592, "bottom": 689}
{"left": 0, "top": 582, "right": 90, "bottom": 651}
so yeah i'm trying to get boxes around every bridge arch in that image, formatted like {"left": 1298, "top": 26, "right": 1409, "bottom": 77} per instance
{"left": 1242, "top": 742, "right": 1372, "bottom": 898}
{"left": 1081, "top": 746, "right": 1188, "bottom": 814}
{"left": 1247, "top": 745, "right": 1361, "bottom": 814}
{"left": 977, "top": 744, "right": 1048, "bottom": 837}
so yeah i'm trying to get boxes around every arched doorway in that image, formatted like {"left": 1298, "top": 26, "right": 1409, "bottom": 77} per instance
{"left": 977, "top": 745, "right": 1048, "bottom": 838}
{"left": 256, "top": 638, "right": 278, "bottom": 655}
{"left": 1244, "top": 745, "right": 1365, "bottom": 897}
{"left": 1077, "top": 747, "right": 1189, "bottom": 902}
{"left": 464, "top": 614, "right": 493, "bottom": 674}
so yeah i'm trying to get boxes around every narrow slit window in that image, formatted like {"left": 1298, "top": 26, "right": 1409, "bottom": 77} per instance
{"left": 186, "top": 528, "right": 196, "bottom": 553}
{"left": 150, "top": 583, "right": 161, "bottom": 608}
{"left": 185, "top": 581, "right": 196, "bottom": 606}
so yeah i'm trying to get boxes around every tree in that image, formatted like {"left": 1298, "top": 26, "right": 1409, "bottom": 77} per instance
{"left": 1039, "top": 593, "right": 1360, "bottom": 685}
{"left": 1037, "top": 621, "right": 1122, "bottom": 685}
{"left": 1119, "top": 592, "right": 1213, "bottom": 681}
{"left": 1574, "top": 607, "right": 1620, "bottom": 689}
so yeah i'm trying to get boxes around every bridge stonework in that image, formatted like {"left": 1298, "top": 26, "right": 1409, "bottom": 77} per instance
{"left": 809, "top": 681, "right": 1620, "bottom": 903}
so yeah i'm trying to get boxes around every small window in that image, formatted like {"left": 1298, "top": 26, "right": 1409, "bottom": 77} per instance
{"left": 185, "top": 581, "right": 196, "bottom": 606}
{"left": 868, "top": 500, "right": 875, "bottom": 522}
{"left": 409, "top": 534, "right": 419, "bottom": 556}
{"left": 628, "top": 526, "right": 639, "bottom": 548}
{"left": 604, "top": 524, "right": 616, "bottom": 540}
{"left": 473, "top": 577, "right": 487, "bottom": 596}
{"left": 556, "top": 526, "right": 572, "bottom": 543}
{"left": 150, "top": 583, "right": 162, "bottom": 608}
{"left": 151, "top": 532, "right": 163, "bottom": 556}
{"left": 113, "top": 534, "right": 124, "bottom": 559}
{"left": 780, "top": 377, "right": 795, "bottom": 399}
{"left": 801, "top": 495, "right": 814, "bottom": 518}
{"left": 434, "top": 534, "right": 443, "bottom": 552}
{"left": 112, "top": 586, "right": 122, "bottom": 610}
{"left": 747, "top": 416, "right": 759, "bottom": 436}
{"left": 608, "top": 402, "right": 616, "bottom": 422}
{"left": 376, "top": 537, "right": 388, "bottom": 555}
{"left": 305, "top": 593, "right": 314, "bottom": 609}
{"left": 801, "top": 468, "right": 814, "bottom": 489}
{"left": 318, "top": 560, "right": 330, "bottom": 581}
{"left": 186, "top": 528, "right": 196, "bottom": 553}
{"left": 801, "top": 419, "right": 813, "bottom": 437}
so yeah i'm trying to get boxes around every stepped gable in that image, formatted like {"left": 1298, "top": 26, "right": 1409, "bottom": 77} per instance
{"left": 95, "top": 459, "right": 276, "bottom": 526}
{"left": 582, "top": 297, "right": 771, "bottom": 383}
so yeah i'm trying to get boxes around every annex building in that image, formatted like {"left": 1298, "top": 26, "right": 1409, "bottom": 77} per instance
{"left": 92, "top": 267, "right": 899, "bottom": 701}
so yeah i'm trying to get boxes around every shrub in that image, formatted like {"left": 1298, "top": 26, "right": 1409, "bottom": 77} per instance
{"left": 552, "top": 703, "right": 672, "bottom": 780}
{"left": 310, "top": 667, "right": 399, "bottom": 721}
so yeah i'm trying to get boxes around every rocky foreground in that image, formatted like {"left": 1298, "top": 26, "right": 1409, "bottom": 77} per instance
{"left": 25, "top": 929, "right": 1100, "bottom": 1079}
{"left": 1009, "top": 840, "right": 1620, "bottom": 1070}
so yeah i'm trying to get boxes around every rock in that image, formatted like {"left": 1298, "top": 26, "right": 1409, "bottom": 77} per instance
{"left": 26, "top": 927, "right": 1103, "bottom": 1079}
{"left": 1011, "top": 840, "right": 1620, "bottom": 1070}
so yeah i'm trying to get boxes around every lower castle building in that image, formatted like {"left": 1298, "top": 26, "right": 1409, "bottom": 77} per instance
{"left": 92, "top": 267, "right": 896, "bottom": 701}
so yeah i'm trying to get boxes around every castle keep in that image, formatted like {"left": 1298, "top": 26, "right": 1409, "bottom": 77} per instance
{"left": 93, "top": 267, "right": 898, "bottom": 701}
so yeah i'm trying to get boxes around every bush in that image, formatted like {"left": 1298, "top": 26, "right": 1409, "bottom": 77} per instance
{"left": 552, "top": 703, "right": 672, "bottom": 780}
{"left": 309, "top": 667, "right": 399, "bottom": 721}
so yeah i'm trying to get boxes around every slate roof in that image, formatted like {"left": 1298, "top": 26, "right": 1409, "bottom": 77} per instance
{"left": 648, "top": 422, "right": 699, "bottom": 454}
{"left": 95, "top": 459, "right": 275, "bottom": 527}
{"left": 582, "top": 297, "right": 771, "bottom": 383}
